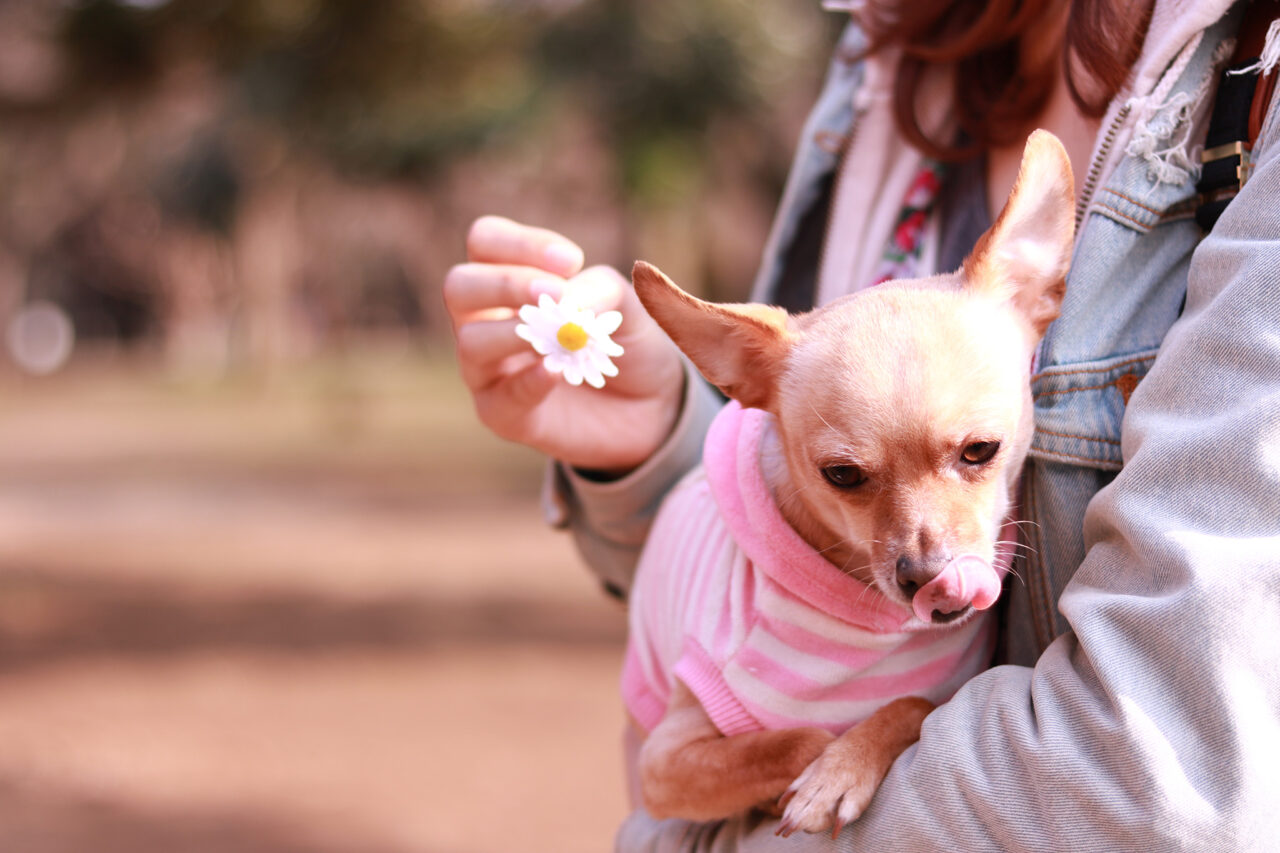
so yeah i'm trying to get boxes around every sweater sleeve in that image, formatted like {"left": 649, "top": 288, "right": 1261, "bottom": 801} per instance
{"left": 544, "top": 361, "right": 723, "bottom": 597}
{"left": 613, "top": 100, "right": 1280, "bottom": 853}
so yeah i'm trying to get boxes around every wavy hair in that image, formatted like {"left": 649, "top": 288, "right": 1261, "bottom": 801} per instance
{"left": 860, "top": 0, "right": 1153, "bottom": 159}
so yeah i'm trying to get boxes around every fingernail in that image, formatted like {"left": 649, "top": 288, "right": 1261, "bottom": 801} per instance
{"left": 531, "top": 278, "right": 563, "bottom": 301}
{"left": 544, "top": 243, "right": 583, "bottom": 275}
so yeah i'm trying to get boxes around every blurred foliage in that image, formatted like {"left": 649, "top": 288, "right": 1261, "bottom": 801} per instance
{"left": 0, "top": 0, "right": 837, "bottom": 369}
{"left": 49, "top": 0, "right": 836, "bottom": 187}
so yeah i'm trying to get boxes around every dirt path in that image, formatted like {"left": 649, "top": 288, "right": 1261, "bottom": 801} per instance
{"left": 0, "top": 360, "right": 630, "bottom": 852}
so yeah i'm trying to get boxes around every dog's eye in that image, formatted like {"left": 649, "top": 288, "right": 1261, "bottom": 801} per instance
{"left": 960, "top": 441, "right": 1001, "bottom": 465}
{"left": 821, "top": 464, "right": 866, "bottom": 489}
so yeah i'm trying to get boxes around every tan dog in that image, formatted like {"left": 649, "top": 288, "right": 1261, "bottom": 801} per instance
{"left": 625, "top": 130, "right": 1073, "bottom": 835}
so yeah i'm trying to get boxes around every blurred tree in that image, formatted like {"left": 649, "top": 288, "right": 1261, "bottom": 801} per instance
{"left": 48, "top": 0, "right": 833, "bottom": 185}
{"left": 0, "top": 0, "right": 836, "bottom": 367}
{"left": 538, "top": 0, "right": 775, "bottom": 198}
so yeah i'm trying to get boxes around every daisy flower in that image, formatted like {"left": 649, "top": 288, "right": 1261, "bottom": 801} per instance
{"left": 515, "top": 293, "right": 624, "bottom": 388}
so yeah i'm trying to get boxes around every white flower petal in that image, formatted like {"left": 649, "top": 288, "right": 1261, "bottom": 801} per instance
{"left": 526, "top": 307, "right": 554, "bottom": 327}
{"left": 516, "top": 293, "right": 624, "bottom": 388}
{"left": 529, "top": 314, "right": 562, "bottom": 340}
{"left": 515, "top": 324, "right": 542, "bottom": 345}
{"left": 584, "top": 348, "right": 615, "bottom": 375}
{"left": 516, "top": 325, "right": 549, "bottom": 355}
{"left": 593, "top": 311, "right": 623, "bottom": 336}
{"left": 576, "top": 349, "right": 601, "bottom": 377}
{"left": 543, "top": 351, "right": 571, "bottom": 374}
{"left": 581, "top": 358, "right": 606, "bottom": 388}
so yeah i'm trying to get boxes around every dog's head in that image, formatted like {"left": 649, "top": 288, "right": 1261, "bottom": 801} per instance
{"left": 633, "top": 130, "right": 1073, "bottom": 626}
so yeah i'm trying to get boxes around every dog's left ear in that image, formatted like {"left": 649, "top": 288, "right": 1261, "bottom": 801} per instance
{"left": 963, "top": 129, "right": 1075, "bottom": 339}
{"left": 632, "top": 261, "right": 791, "bottom": 412}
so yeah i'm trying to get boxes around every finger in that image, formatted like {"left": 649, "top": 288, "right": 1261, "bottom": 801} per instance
{"left": 474, "top": 361, "right": 556, "bottom": 437}
{"left": 443, "top": 263, "right": 565, "bottom": 324}
{"left": 466, "top": 216, "right": 584, "bottom": 277}
{"left": 504, "top": 360, "right": 557, "bottom": 410}
{"left": 455, "top": 317, "right": 534, "bottom": 390}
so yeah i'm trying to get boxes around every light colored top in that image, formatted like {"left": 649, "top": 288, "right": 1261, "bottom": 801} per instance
{"left": 622, "top": 401, "right": 994, "bottom": 735}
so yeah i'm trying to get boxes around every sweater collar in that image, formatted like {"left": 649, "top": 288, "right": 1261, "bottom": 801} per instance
{"left": 702, "top": 401, "right": 913, "bottom": 633}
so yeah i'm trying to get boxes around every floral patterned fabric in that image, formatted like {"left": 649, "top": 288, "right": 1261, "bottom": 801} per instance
{"left": 869, "top": 160, "right": 948, "bottom": 286}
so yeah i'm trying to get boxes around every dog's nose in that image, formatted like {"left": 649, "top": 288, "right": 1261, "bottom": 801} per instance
{"left": 895, "top": 555, "right": 942, "bottom": 598}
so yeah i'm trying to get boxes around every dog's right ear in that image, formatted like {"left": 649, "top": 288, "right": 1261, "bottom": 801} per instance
{"left": 632, "top": 261, "right": 790, "bottom": 411}
{"left": 963, "top": 129, "right": 1074, "bottom": 340}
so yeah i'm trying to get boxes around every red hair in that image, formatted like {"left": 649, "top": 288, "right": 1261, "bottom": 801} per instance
{"left": 860, "top": 0, "right": 1153, "bottom": 159}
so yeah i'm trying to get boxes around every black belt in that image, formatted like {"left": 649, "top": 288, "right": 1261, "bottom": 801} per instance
{"left": 1195, "top": 60, "right": 1262, "bottom": 230}
{"left": 1194, "top": 0, "right": 1280, "bottom": 231}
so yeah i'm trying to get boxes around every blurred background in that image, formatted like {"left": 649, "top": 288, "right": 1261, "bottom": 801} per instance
{"left": 0, "top": 0, "right": 836, "bottom": 850}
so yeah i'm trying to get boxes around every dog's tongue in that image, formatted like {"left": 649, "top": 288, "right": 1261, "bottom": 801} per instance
{"left": 912, "top": 555, "right": 1001, "bottom": 623}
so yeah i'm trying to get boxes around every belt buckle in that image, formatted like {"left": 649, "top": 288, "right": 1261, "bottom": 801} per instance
{"left": 1201, "top": 140, "right": 1255, "bottom": 187}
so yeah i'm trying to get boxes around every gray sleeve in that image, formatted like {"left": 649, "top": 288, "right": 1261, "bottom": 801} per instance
{"left": 614, "top": 105, "right": 1280, "bottom": 853}
{"left": 544, "top": 360, "right": 723, "bottom": 596}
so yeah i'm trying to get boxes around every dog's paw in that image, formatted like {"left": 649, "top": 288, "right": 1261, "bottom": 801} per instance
{"left": 775, "top": 749, "right": 878, "bottom": 839}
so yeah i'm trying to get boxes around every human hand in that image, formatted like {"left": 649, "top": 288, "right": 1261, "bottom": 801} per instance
{"left": 445, "top": 216, "right": 685, "bottom": 474}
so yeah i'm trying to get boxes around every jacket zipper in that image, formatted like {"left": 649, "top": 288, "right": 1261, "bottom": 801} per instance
{"left": 1074, "top": 103, "right": 1132, "bottom": 231}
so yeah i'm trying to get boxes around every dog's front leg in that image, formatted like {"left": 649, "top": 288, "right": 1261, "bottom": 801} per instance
{"left": 639, "top": 680, "right": 835, "bottom": 821}
{"left": 778, "top": 696, "right": 935, "bottom": 837}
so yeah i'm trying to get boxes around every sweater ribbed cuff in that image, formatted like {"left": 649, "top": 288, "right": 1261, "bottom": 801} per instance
{"left": 673, "top": 639, "right": 760, "bottom": 736}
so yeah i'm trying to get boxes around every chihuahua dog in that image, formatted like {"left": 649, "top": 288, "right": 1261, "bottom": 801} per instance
{"left": 621, "top": 130, "right": 1073, "bottom": 835}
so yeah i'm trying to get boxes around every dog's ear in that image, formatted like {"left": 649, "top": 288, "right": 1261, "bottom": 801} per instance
{"left": 632, "top": 261, "right": 790, "bottom": 411}
{"left": 963, "top": 129, "right": 1074, "bottom": 339}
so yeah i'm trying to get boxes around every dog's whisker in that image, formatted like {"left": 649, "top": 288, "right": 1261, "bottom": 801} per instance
{"left": 808, "top": 402, "right": 843, "bottom": 440}
{"left": 1002, "top": 564, "right": 1027, "bottom": 579}
{"left": 844, "top": 560, "right": 873, "bottom": 579}
{"left": 994, "top": 539, "right": 1038, "bottom": 556}
{"left": 817, "top": 538, "right": 853, "bottom": 557}
{"left": 838, "top": 548, "right": 872, "bottom": 578}
{"left": 776, "top": 480, "right": 827, "bottom": 512}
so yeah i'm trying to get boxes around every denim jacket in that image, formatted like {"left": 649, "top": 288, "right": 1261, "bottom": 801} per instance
{"left": 551, "top": 2, "right": 1280, "bottom": 848}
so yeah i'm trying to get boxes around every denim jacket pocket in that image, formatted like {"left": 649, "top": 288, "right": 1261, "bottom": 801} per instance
{"left": 1091, "top": 187, "right": 1197, "bottom": 234}
{"left": 1029, "top": 348, "right": 1160, "bottom": 471}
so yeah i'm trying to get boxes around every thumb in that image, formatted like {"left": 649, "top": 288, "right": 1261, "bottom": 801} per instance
{"left": 564, "top": 265, "right": 628, "bottom": 314}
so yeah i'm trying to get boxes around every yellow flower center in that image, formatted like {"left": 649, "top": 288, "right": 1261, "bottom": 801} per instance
{"left": 556, "top": 322, "right": 589, "bottom": 352}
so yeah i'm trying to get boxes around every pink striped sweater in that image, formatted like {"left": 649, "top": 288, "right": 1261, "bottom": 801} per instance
{"left": 622, "top": 401, "right": 996, "bottom": 736}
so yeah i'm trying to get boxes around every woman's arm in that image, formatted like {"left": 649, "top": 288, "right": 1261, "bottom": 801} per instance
{"left": 615, "top": 102, "right": 1280, "bottom": 853}
{"left": 545, "top": 365, "right": 723, "bottom": 597}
